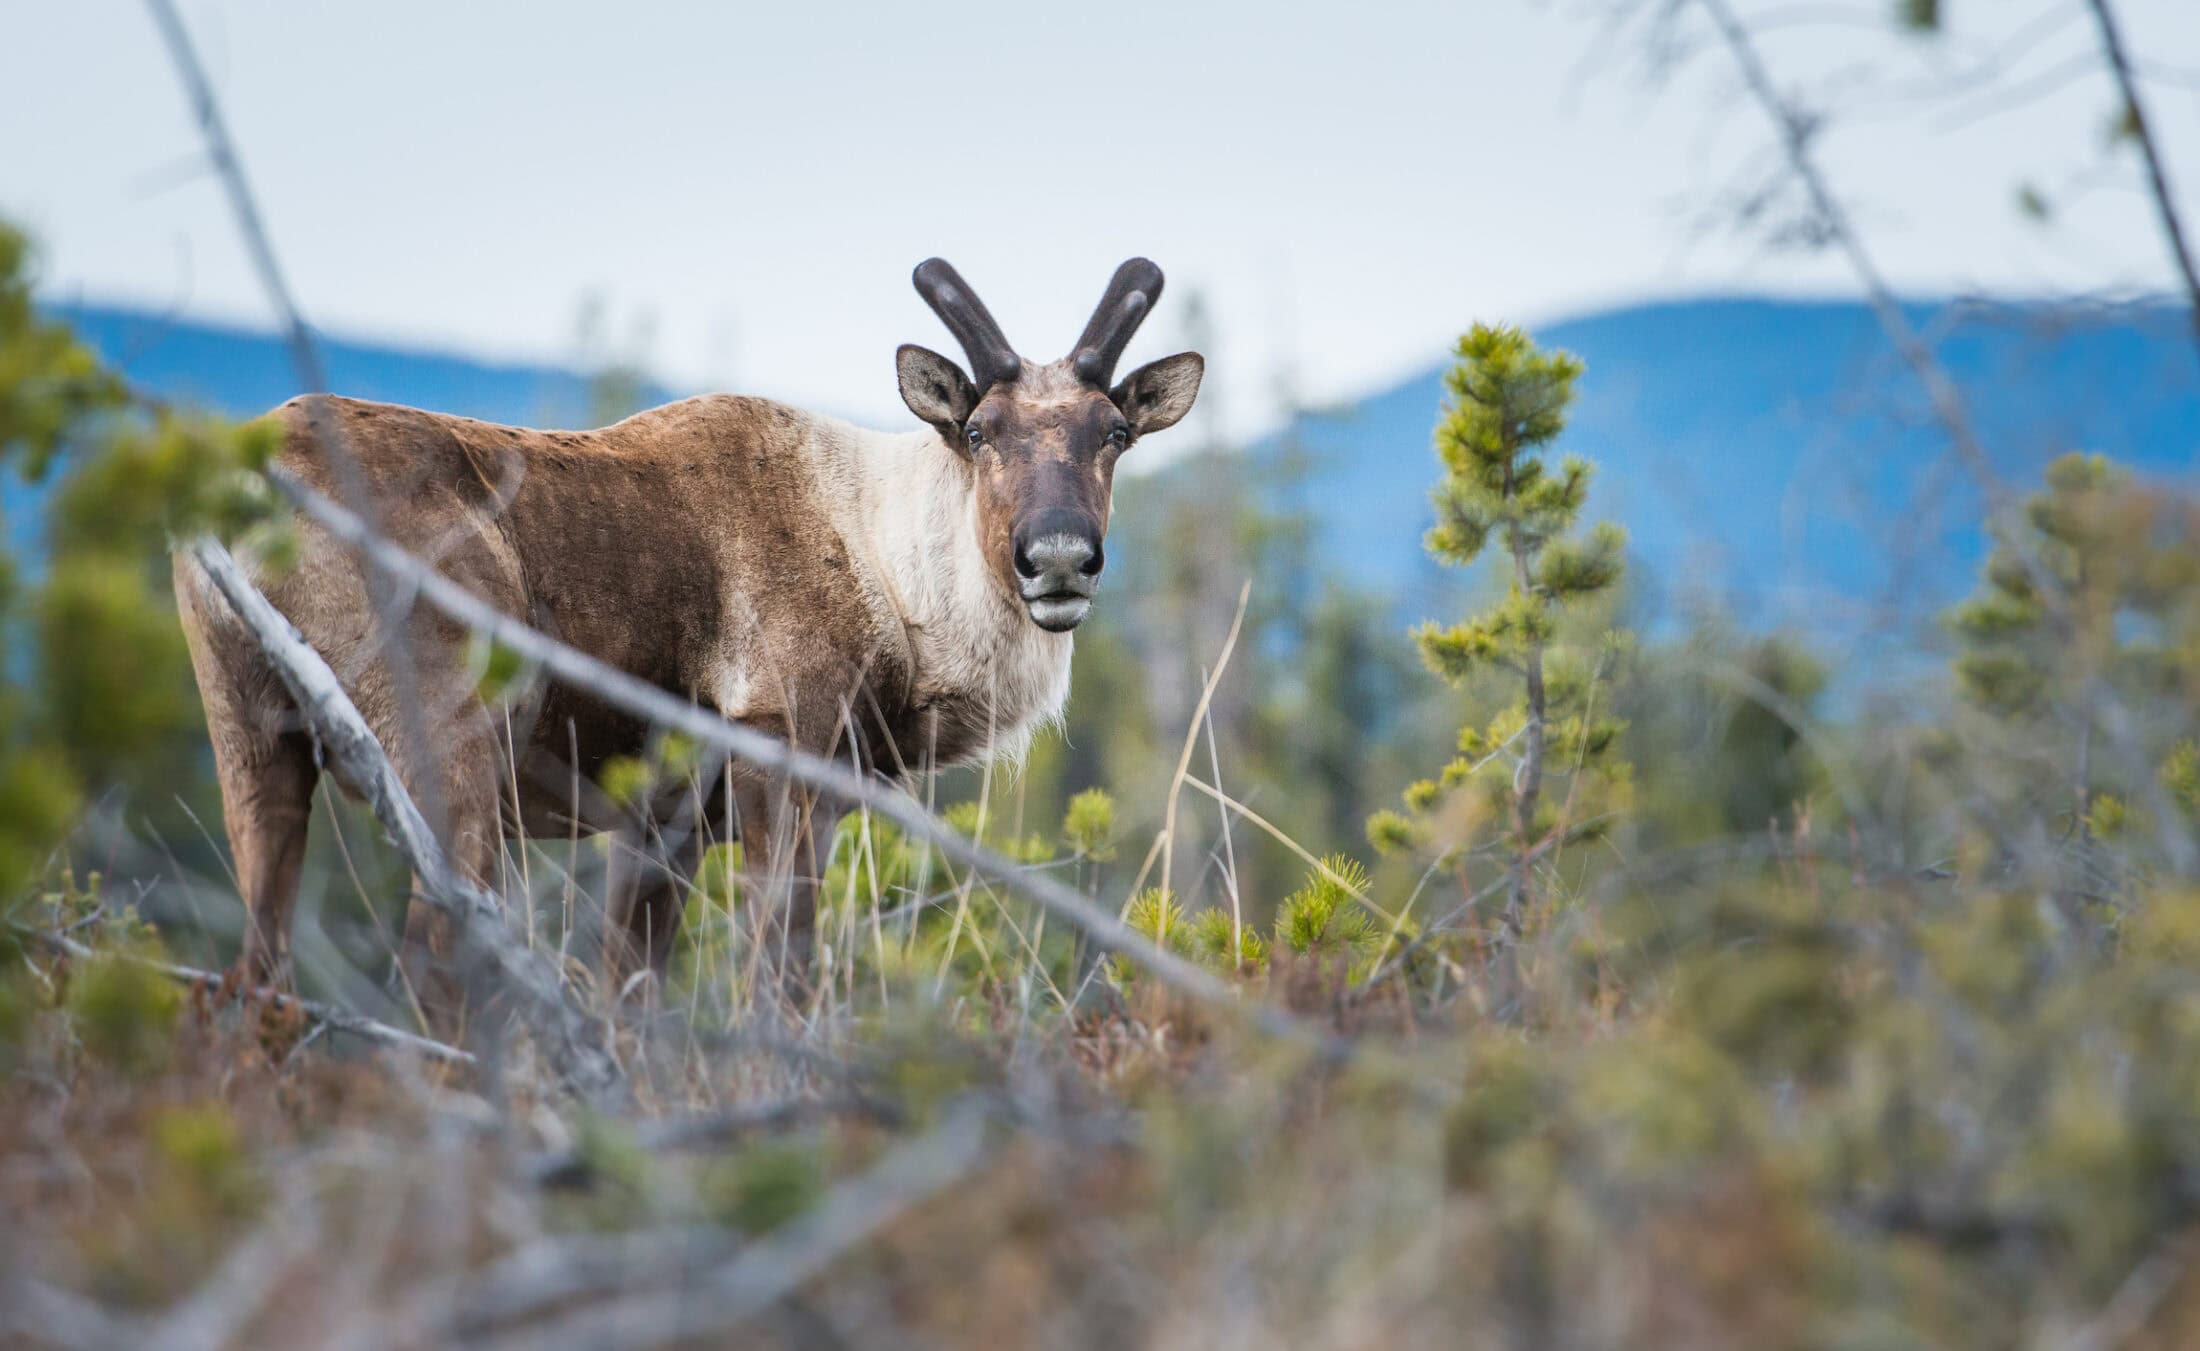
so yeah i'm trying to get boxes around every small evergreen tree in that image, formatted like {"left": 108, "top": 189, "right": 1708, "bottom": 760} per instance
{"left": 0, "top": 219, "right": 275, "bottom": 904}
{"left": 1949, "top": 451, "right": 2200, "bottom": 870}
{"left": 1369, "top": 324, "right": 1628, "bottom": 944}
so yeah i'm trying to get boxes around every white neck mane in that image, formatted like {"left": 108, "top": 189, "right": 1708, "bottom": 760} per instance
{"left": 830, "top": 422, "right": 1075, "bottom": 767}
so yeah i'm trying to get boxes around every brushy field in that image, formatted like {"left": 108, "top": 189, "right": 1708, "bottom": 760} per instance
{"left": 13, "top": 808, "right": 2200, "bottom": 1348}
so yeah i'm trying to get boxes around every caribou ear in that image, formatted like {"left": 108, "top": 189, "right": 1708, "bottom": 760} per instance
{"left": 897, "top": 344, "right": 979, "bottom": 435}
{"left": 1111, "top": 352, "right": 1204, "bottom": 438}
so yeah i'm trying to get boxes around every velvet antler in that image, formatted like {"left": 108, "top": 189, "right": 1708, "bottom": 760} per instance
{"left": 1070, "top": 258, "right": 1164, "bottom": 387}
{"left": 912, "top": 258, "right": 1023, "bottom": 391}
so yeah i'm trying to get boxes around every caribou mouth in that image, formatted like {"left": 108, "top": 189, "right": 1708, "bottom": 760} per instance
{"left": 1025, "top": 593, "right": 1092, "bottom": 632}
{"left": 1020, "top": 573, "right": 1095, "bottom": 632}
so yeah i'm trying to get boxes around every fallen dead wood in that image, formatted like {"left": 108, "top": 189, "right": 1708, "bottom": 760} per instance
{"left": 472, "top": 1100, "right": 991, "bottom": 1351}
{"left": 16, "top": 922, "right": 474, "bottom": 1068}
{"left": 449, "top": 1226, "right": 746, "bottom": 1339}
{"left": 525, "top": 1095, "right": 900, "bottom": 1189}
{"left": 184, "top": 536, "right": 624, "bottom": 1105}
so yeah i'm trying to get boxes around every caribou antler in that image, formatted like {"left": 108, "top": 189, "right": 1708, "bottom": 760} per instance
{"left": 912, "top": 258, "right": 1022, "bottom": 391}
{"left": 1070, "top": 258, "right": 1164, "bottom": 387}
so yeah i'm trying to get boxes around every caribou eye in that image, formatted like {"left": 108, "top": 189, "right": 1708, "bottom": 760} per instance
{"left": 965, "top": 424, "right": 985, "bottom": 452}
{"left": 1105, "top": 424, "right": 1130, "bottom": 450}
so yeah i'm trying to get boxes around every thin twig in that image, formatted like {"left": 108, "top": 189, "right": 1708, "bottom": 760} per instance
{"left": 1179, "top": 774, "right": 1403, "bottom": 925}
{"left": 2081, "top": 0, "right": 2200, "bottom": 366}
{"left": 14, "top": 921, "right": 472, "bottom": 1067}
{"left": 450, "top": 1226, "right": 745, "bottom": 1339}
{"left": 1153, "top": 581, "right": 1251, "bottom": 904}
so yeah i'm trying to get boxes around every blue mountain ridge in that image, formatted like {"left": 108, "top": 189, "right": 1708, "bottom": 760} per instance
{"left": 49, "top": 301, "right": 673, "bottom": 429}
{"left": 4, "top": 302, "right": 671, "bottom": 560}
{"left": 14, "top": 297, "right": 2195, "bottom": 648}
{"left": 1257, "top": 298, "right": 2197, "bottom": 641}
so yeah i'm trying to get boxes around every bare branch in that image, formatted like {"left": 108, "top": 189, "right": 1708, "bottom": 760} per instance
{"left": 2081, "top": 0, "right": 2200, "bottom": 366}
{"left": 183, "top": 536, "right": 624, "bottom": 1104}
{"left": 450, "top": 1226, "right": 744, "bottom": 1339}
{"left": 14, "top": 921, "right": 474, "bottom": 1068}
{"left": 152, "top": 1187, "right": 318, "bottom": 1351}
{"left": 525, "top": 1096, "right": 898, "bottom": 1188}
{"left": 2058, "top": 1233, "right": 2196, "bottom": 1351}
{"left": 1692, "top": 0, "right": 2010, "bottom": 513}
{"left": 473, "top": 1101, "right": 990, "bottom": 1351}
{"left": 0, "top": 1273, "right": 140, "bottom": 1351}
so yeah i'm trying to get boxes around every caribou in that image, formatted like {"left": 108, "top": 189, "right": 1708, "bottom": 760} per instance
{"left": 174, "top": 258, "right": 1203, "bottom": 1012}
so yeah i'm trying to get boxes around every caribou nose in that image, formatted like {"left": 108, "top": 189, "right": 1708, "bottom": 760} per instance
{"left": 1015, "top": 532, "right": 1101, "bottom": 581}
{"left": 1013, "top": 514, "right": 1103, "bottom": 632}
{"left": 1013, "top": 513, "right": 1104, "bottom": 586}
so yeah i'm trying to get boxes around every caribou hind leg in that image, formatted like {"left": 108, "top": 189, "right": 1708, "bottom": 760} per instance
{"left": 208, "top": 729, "right": 319, "bottom": 989}
{"left": 388, "top": 702, "right": 506, "bottom": 1036}
{"left": 176, "top": 555, "right": 323, "bottom": 990}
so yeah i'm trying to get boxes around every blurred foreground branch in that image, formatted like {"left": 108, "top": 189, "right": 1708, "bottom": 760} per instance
{"left": 525, "top": 1095, "right": 899, "bottom": 1188}
{"left": 473, "top": 1100, "right": 989, "bottom": 1351}
{"left": 184, "top": 537, "right": 624, "bottom": 1104}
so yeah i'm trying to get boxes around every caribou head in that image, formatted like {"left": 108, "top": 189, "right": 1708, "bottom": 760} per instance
{"left": 896, "top": 258, "right": 1204, "bottom": 633}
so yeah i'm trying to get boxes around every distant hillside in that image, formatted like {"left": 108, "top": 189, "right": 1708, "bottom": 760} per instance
{"left": 48, "top": 302, "right": 673, "bottom": 428}
{"left": 1261, "top": 298, "right": 2198, "bottom": 641}
{"left": 4, "top": 302, "right": 673, "bottom": 558}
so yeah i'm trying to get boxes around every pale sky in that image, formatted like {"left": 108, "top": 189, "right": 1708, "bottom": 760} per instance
{"left": 6, "top": 0, "right": 2196, "bottom": 443}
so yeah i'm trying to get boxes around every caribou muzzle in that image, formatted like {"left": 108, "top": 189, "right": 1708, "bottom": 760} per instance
{"left": 1013, "top": 511, "right": 1104, "bottom": 632}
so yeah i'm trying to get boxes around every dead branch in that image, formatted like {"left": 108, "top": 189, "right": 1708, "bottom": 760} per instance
{"left": 525, "top": 1095, "right": 899, "bottom": 1188}
{"left": 2081, "top": 0, "right": 2200, "bottom": 365}
{"left": 151, "top": 1186, "right": 318, "bottom": 1351}
{"left": 183, "top": 536, "right": 624, "bottom": 1105}
{"left": 0, "top": 1274, "right": 139, "bottom": 1351}
{"left": 472, "top": 1100, "right": 990, "bottom": 1351}
{"left": 15, "top": 921, "right": 473, "bottom": 1068}
{"left": 2059, "top": 1232, "right": 2196, "bottom": 1351}
{"left": 449, "top": 1226, "right": 744, "bottom": 1339}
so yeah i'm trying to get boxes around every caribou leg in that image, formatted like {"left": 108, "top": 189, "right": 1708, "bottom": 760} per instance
{"left": 731, "top": 777, "right": 843, "bottom": 1006}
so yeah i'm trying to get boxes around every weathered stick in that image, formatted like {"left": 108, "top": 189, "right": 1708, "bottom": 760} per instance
{"left": 450, "top": 1226, "right": 744, "bottom": 1338}
{"left": 18, "top": 922, "right": 473, "bottom": 1068}
{"left": 183, "top": 536, "right": 624, "bottom": 1105}
{"left": 475, "top": 1101, "right": 990, "bottom": 1351}
{"left": 2082, "top": 0, "right": 2200, "bottom": 366}
{"left": 526, "top": 1095, "right": 898, "bottom": 1188}
{"left": 264, "top": 467, "right": 1318, "bottom": 1046}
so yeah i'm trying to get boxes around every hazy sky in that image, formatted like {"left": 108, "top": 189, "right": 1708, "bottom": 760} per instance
{"left": 6, "top": 1, "right": 2196, "bottom": 441}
